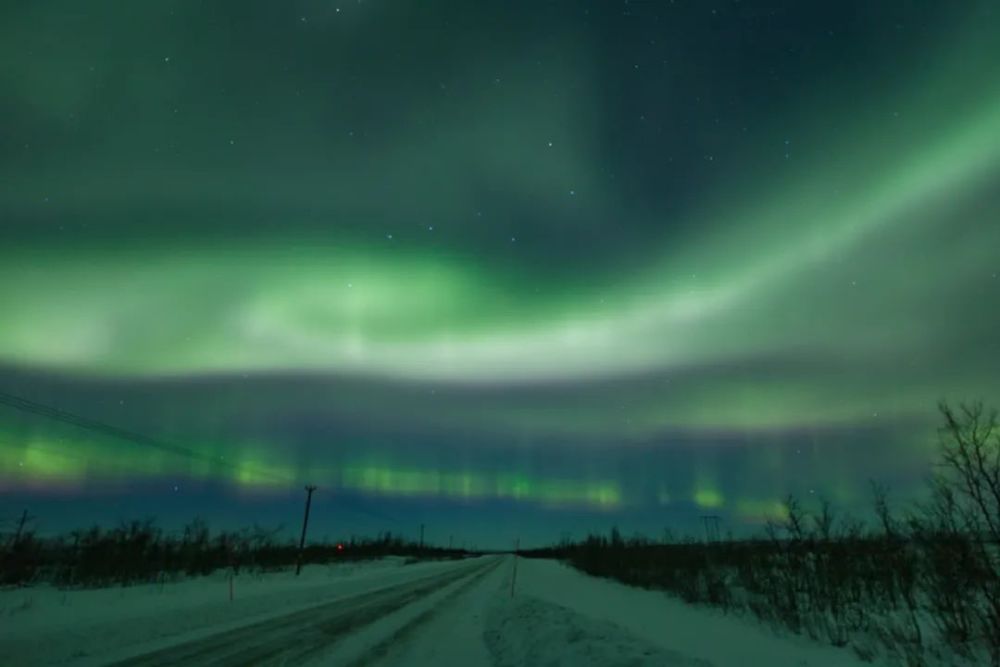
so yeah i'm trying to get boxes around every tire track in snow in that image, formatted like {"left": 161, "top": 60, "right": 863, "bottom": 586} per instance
{"left": 109, "top": 559, "right": 494, "bottom": 666}
{"left": 343, "top": 557, "right": 503, "bottom": 667}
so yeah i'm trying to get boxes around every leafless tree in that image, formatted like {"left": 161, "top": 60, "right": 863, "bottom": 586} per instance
{"left": 934, "top": 401, "right": 1000, "bottom": 665}
{"left": 937, "top": 401, "right": 1000, "bottom": 541}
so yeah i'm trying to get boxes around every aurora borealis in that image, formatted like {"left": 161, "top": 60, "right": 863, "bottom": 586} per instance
{"left": 2, "top": 2, "right": 999, "bottom": 547}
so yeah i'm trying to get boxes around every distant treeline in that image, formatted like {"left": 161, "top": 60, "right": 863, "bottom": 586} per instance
{"left": 523, "top": 402, "right": 1000, "bottom": 667}
{"left": 0, "top": 518, "right": 466, "bottom": 588}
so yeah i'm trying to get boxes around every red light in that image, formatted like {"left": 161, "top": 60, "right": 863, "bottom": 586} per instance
{"left": 336, "top": 543, "right": 344, "bottom": 551}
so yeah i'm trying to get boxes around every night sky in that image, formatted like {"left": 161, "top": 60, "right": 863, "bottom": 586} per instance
{"left": 2, "top": 1, "right": 999, "bottom": 548}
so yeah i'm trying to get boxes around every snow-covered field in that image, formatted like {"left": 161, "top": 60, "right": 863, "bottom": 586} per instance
{"left": 0, "top": 556, "right": 870, "bottom": 666}
{"left": 500, "top": 558, "right": 869, "bottom": 667}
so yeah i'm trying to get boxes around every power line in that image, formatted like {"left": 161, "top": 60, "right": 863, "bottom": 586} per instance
{"left": 0, "top": 389, "right": 402, "bottom": 525}
{"left": 0, "top": 389, "right": 286, "bottom": 484}
{"left": 0, "top": 389, "right": 407, "bottom": 525}
{"left": 333, "top": 497, "right": 400, "bottom": 525}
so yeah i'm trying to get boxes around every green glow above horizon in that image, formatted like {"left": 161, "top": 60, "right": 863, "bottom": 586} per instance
{"left": 1, "top": 2, "right": 999, "bottom": 530}
{"left": 0, "top": 431, "right": 622, "bottom": 509}
{"left": 0, "top": 431, "right": 801, "bottom": 518}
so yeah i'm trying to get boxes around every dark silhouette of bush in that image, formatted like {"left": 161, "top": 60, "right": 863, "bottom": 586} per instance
{"left": 1, "top": 518, "right": 470, "bottom": 589}
{"left": 0, "top": 527, "right": 42, "bottom": 585}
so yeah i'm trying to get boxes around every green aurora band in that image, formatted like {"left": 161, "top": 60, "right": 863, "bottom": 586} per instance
{"left": 1, "top": 3, "right": 999, "bottom": 529}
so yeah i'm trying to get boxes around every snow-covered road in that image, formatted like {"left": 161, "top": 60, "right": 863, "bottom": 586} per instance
{"left": 1, "top": 556, "right": 869, "bottom": 666}
{"left": 109, "top": 557, "right": 501, "bottom": 665}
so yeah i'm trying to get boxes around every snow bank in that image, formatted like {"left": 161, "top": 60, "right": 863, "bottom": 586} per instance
{"left": 485, "top": 594, "right": 713, "bottom": 667}
{"left": 502, "top": 558, "right": 869, "bottom": 667}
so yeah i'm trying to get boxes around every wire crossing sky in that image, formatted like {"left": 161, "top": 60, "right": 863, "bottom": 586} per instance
{"left": 1, "top": 1, "right": 999, "bottom": 546}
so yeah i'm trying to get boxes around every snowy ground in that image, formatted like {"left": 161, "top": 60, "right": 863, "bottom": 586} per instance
{"left": 0, "top": 557, "right": 472, "bottom": 665}
{"left": 0, "top": 556, "right": 872, "bottom": 666}
{"left": 503, "top": 558, "right": 870, "bottom": 667}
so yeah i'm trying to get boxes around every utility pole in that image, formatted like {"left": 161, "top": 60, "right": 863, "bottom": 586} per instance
{"left": 419, "top": 523, "right": 425, "bottom": 550}
{"left": 9, "top": 509, "right": 35, "bottom": 549}
{"left": 510, "top": 537, "right": 520, "bottom": 598}
{"left": 701, "top": 515, "right": 720, "bottom": 543}
{"left": 296, "top": 485, "right": 317, "bottom": 576}
{"left": 449, "top": 535, "right": 453, "bottom": 550}
{"left": 13, "top": 509, "right": 30, "bottom": 544}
